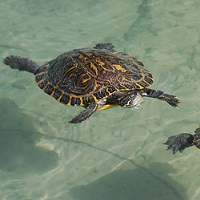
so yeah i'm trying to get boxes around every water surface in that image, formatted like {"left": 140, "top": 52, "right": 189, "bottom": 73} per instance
{"left": 0, "top": 0, "right": 200, "bottom": 199}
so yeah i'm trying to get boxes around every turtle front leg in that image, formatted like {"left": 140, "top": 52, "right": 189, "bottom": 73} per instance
{"left": 164, "top": 127, "right": 200, "bottom": 154}
{"left": 69, "top": 99, "right": 106, "bottom": 123}
{"left": 164, "top": 133, "right": 194, "bottom": 154}
{"left": 141, "top": 88, "right": 180, "bottom": 107}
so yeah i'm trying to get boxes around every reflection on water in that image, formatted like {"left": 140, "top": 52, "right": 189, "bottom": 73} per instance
{"left": 0, "top": 0, "right": 200, "bottom": 199}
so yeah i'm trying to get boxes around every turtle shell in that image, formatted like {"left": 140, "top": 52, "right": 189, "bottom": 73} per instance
{"left": 35, "top": 45, "right": 153, "bottom": 107}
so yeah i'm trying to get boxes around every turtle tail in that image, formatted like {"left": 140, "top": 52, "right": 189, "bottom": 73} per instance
{"left": 3, "top": 55, "right": 39, "bottom": 74}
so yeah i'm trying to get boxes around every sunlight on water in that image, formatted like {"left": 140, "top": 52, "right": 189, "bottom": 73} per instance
{"left": 0, "top": 0, "right": 200, "bottom": 199}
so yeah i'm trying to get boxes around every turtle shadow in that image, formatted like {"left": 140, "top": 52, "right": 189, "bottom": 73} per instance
{"left": 69, "top": 162, "right": 187, "bottom": 200}
{"left": 0, "top": 98, "right": 59, "bottom": 178}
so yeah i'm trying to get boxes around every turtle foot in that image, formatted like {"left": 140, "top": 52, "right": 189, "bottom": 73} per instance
{"left": 164, "top": 133, "right": 194, "bottom": 154}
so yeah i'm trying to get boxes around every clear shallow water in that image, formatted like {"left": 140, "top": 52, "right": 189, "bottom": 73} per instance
{"left": 0, "top": 0, "right": 200, "bottom": 199}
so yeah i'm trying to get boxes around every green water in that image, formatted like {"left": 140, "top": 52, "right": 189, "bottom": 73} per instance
{"left": 0, "top": 0, "right": 200, "bottom": 199}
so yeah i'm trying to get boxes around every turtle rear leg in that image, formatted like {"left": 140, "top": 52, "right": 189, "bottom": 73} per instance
{"left": 141, "top": 88, "right": 180, "bottom": 107}
{"left": 3, "top": 55, "right": 39, "bottom": 74}
{"left": 69, "top": 99, "right": 106, "bottom": 123}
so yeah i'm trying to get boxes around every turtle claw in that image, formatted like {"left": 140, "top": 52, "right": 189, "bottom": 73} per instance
{"left": 164, "top": 136, "right": 183, "bottom": 154}
{"left": 164, "top": 133, "right": 194, "bottom": 154}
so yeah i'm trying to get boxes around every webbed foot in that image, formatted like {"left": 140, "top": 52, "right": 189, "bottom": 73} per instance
{"left": 164, "top": 133, "right": 194, "bottom": 154}
{"left": 141, "top": 88, "right": 180, "bottom": 107}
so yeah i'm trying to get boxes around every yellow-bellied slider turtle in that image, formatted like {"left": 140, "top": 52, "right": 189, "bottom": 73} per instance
{"left": 3, "top": 43, "right": 179, "bottom": 123}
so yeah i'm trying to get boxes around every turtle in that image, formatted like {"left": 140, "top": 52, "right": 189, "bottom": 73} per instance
{"left": 164, "top": 126, "right": 200, "bottom": 154}
{"left": 3, "top": 43, "right": 180, "bottom": 123}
